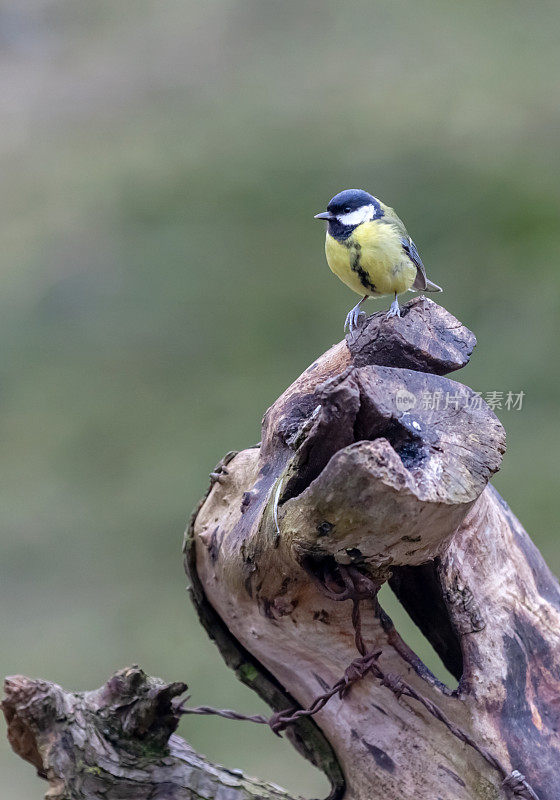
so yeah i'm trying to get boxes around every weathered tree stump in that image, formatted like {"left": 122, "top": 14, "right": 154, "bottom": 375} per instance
{"left": 4, "top": 297, "right": 559, "bottom": 800}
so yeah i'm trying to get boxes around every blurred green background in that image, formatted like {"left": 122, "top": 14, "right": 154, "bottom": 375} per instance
{"left": 2, "top": 1, "right": 560, "bottom": 797}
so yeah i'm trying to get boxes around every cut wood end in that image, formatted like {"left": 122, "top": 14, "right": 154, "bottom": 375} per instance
{"left": 282, "top": 365, "right": 505, "bottom": 501}
{"left": 2, "top": 676, "right": 50, "bottom": 776}
{"left": 278, "top": 365, "right": 505, "bottom": 571}
{"left": 263, "top": 299, "right": 476, "bottom": 462}
{"left": 347, "top": 297, "right": 477, "bottom": 375}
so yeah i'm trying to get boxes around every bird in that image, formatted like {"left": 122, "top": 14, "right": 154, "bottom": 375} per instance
{"left": 314, "top": 189, "right": 442, "bottom": 332}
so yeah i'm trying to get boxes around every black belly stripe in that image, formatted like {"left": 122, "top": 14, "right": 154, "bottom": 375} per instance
{"left": 349, "top": 244, "right": 376, "bottom": 293}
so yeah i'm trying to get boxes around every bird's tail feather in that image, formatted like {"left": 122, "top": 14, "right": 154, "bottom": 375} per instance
{"left": 424, "top": 279, "right": 443, "bottom": 292}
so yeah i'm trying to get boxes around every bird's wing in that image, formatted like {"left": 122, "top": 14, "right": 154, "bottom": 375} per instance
{"left": 401, "top": 235, "right": 428, "bottom": 290}
{"left": 379, "top": 202, "right": 436, "bottom": 291}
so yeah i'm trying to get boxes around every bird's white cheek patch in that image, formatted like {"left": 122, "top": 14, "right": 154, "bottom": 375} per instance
{"left": 337, "top": 204, "right": 375, "bottom": 227}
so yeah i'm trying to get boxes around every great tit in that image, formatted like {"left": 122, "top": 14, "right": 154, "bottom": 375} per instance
{"left": 315, "top": 189, "right": 442, "bottom": 331}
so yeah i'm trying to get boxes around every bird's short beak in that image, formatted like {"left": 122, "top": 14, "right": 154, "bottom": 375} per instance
{"left": 314, "top": 211, "right": 333, "bottom": 220}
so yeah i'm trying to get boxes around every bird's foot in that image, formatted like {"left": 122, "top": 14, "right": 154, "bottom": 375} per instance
{"left": 344, "top": 304, "right": 366, "bottom": 333}
{"left": 386, "top": 298, "right": 401, "bottom": 319}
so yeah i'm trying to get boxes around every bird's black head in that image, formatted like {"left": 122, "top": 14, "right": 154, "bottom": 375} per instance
{"left": 315, "top": 189, "right": 384, "bottom": 241}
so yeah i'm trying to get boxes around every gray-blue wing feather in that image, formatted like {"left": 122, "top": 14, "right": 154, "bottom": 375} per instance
{"left": 401, "top": 236, "right": 428, "bottom": 290}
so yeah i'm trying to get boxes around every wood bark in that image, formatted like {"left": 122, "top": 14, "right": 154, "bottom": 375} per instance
{"left": 4, "top": 297, "right": 560, "bottom": 800}
{"left": 2, "top": 667, "right": 301, "bottom": 800}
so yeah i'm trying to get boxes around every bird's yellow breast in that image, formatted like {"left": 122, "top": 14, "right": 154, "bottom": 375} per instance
{"left": 325, "top": 220, "right": 416, "bottom": 297}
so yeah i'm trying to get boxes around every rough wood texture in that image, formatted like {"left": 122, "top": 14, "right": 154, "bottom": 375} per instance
{"left": 4, "top": 297, "right": 558, "bottom": 800}
{"left": 187, "top": 298, "right": 558, "bottom": 800}
{"left": 2, "top": 667, "right": 301, "bottom": 800}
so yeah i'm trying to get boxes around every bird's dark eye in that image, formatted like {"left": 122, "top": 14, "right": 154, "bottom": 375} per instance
{"left": 344, "top": 207, "right": 351, "bottom": 213}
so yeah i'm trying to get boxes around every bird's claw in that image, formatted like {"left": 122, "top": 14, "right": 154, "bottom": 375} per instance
{"left": 386, "top": 299, "right": 401, "bottom": 319}
{"left": 344, "top": 307, "right": 366, "bottom": 333}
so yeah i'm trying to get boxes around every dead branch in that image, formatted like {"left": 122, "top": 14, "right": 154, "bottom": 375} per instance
{"left": 2, "top": 667, "right": 301, "bottom": 800}
{"left": 186, "top": 298, "right": 559, "bottom": 799}
{"left": 5, "top": 297, "right": 559, "bottom": 800}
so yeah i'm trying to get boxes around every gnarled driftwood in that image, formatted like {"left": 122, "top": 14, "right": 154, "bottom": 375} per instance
{"left": 4, "top": 297, "right": 559, "bottom": 800}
